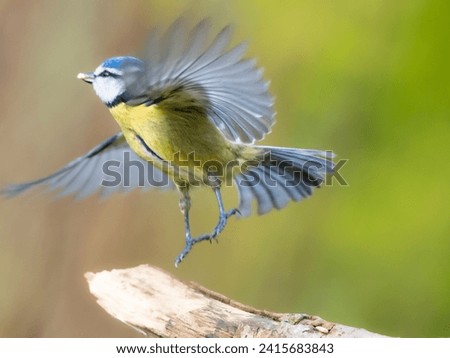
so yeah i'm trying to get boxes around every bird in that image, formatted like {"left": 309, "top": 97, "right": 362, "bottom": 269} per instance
{"left": 3, "top": 18, "right": 335, "bottom": 266}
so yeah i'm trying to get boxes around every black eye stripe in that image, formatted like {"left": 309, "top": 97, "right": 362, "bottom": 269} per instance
{"left": 98, "top": 70, "right": 119, "bottom": 78}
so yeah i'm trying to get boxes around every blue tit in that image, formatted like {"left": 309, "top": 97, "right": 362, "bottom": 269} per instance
{"left": 3, "top": 18, "right": 335, "bottom": 266}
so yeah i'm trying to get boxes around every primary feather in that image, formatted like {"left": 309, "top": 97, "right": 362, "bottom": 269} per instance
{"left": 2, "top": 134, "right": 174, "bottom": 199}
{"left": 135, "top": 18, "right": 275, "bottom": 144}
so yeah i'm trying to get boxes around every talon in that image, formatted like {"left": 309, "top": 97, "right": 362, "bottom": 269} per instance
{"left": 174, "top": 254, "right": 183, "bottom": 268}
{"left": 226, "top": 208, "right": 239, "bottom": 218}
{"left": 176, "top": 185, "right": 238, "bottom": 265}
{"left": 175, "top": 251, "right": 185, "bottom": 267}
{"left": 175, "top": 239, "right": 193, "bottom": 267}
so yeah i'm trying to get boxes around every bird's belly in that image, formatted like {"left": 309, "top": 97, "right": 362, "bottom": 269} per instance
{"left": 109, "top": 103, "right": 237, "bottom": 186}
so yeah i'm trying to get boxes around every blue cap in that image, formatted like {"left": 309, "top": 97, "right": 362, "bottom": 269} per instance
{"left": 101, "top": 56, "right": 143, "bottom": 70}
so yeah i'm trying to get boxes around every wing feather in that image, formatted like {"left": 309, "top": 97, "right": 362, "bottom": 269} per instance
{"left": 138, "top": 19, "right": 275, "bottom": 143}
{"left": 2, "top": 133, "right": 174, "bottom": 198}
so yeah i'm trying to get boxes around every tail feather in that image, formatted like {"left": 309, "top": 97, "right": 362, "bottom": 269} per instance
{"left": 234, "top": 146, "right": 334, "bottom": 216}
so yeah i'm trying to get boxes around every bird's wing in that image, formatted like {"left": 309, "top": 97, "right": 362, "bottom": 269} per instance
{"left": 2, "top": 133, "right": 174, "bottom": 199}
{"left": 130, "top": 18, "right": 275, "bottom": 144}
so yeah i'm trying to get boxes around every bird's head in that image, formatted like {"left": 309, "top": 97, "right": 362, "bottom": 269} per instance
{"left": 77, "top": 56, "right": 146, "bottom": 107}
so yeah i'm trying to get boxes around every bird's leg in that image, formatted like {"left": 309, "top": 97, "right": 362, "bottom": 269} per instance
{"left": 175, "top": 187, "right": 193, "bottom": 267}
{"left": 189, "top": 185, "right": 239, "bottom": 244}
{"left": 210, "top": 185, "right": 240, "bottom": 240}
{"left": 174, "top": 183, "right": 239, "bottom": 267}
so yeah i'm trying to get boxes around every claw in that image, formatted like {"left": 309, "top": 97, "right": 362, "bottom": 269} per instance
{"left": 174, "top": 207, "right": 239, "bottom": 267}
{"left": 174, "top": 247, "right": 188, "bottom": 268}
{"left": 233, "top": 208, "right": 241, "bottom": 217}
{"left": 175, "top": 186, "right": 240, "bottom": 267}
{"left": 175, "top": 235, "right": 193, "bottom": 267}
{"left": 212, "top": 208, "right": 239, "bottom": 237}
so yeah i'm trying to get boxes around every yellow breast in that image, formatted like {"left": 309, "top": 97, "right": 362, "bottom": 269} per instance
{"left": 108, "top": 102, "right": 240, "bottom": 186}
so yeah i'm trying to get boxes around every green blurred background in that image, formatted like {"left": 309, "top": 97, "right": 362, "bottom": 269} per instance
{"left": 0, "top": 0, "right": 448, "bottom": 337}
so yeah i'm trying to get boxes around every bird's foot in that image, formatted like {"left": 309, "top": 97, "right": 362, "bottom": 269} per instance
{"left": 174, "top": 208, "right": 240, "bottom": 267}
{"left": 174, "top": 235, "right": 193, "bottom": 268}
{"left": 212, "top": 208, "right": 240, "bottom": 238}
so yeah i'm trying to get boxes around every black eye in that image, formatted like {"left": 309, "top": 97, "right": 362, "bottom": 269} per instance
{"left": 99, "top": 70, "right": 112, "bottom": 77}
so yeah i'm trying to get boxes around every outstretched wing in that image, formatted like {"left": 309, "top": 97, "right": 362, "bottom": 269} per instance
{"left": 134, "top": 18, "right": 275, "bottom": 144}
{"left": 2, "top": 133, "right": 174, "bottom": 199}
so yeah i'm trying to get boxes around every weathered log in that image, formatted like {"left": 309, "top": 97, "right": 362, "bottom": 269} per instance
{"left": 85, "top": 265, "right": 386, "bottom": 338}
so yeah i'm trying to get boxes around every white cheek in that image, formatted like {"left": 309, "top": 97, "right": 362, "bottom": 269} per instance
{"left": 93, "top": 78, "right": 125, "bottom": 104}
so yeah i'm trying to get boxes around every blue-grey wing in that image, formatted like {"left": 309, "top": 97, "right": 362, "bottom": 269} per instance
{"left": 2, "top": 133, "right": 174, "bottom": 199}
{"left": 137, "top": 18, "right": 275, "bottom": 144}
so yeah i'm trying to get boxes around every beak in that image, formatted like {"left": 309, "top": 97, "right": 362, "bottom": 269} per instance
{"left": 77, "top": 72, "right": 95, "bottom": 84}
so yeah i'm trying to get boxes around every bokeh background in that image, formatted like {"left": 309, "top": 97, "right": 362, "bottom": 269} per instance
{"left": 0, "top": 0, "right": 448, "bottom": 337}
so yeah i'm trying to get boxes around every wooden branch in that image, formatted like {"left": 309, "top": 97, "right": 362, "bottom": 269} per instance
{"left": 85, "top": 265, "right": 387, "bottom": 338}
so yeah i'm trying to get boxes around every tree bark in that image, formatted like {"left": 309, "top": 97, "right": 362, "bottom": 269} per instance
{"left": 85, "top": 264, "right": 386, "bottom": 338}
